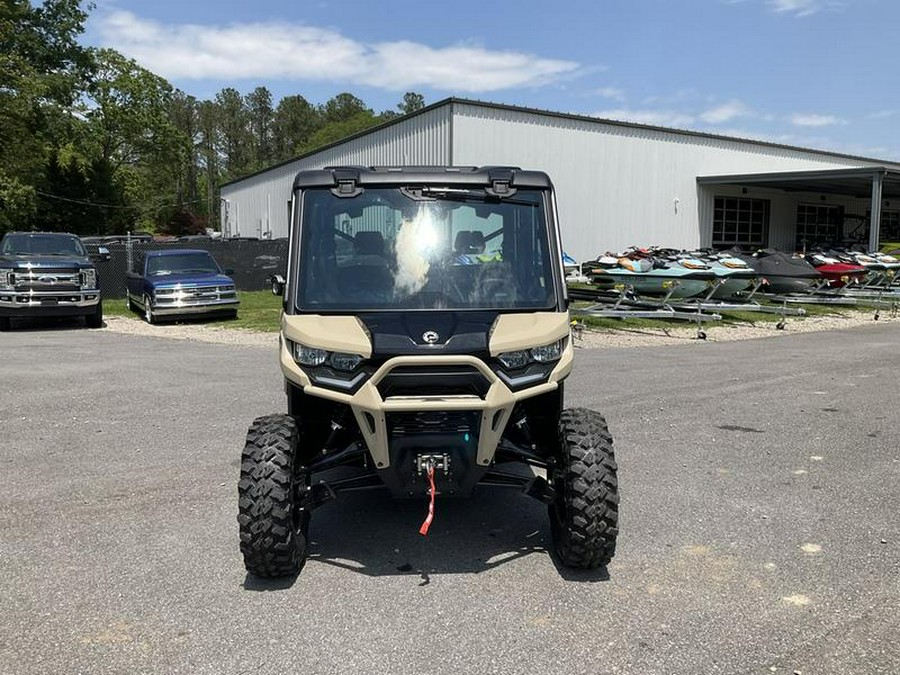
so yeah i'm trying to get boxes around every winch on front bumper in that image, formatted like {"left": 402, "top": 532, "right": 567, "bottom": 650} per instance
{"left": 281, "top": 347, "right": 571, "bottom": 499}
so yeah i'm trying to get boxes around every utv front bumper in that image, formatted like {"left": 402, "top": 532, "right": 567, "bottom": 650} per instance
{"left": 279, "top": 320, "right": 573, "bottom": 472}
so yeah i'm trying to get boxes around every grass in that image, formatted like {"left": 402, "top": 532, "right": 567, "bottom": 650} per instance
{"left": 106, "top": 290, "right": 282, "bottom": 332}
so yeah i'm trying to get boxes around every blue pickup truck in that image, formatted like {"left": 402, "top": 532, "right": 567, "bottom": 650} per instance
{"left": 0, "top": 231, "right": 104, "bottom": 330}
{"left": 125, "top": 249, "right": 239, "bottom": 324}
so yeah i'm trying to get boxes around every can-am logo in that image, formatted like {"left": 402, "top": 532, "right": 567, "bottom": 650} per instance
{"left": 422, "top": 331, "right": 440, "bottom": 344}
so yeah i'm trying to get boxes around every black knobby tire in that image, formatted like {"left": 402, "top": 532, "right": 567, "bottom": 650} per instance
{"left": 237, "top": 414, "right": 308, "bottom": 577}
{"left": 550, "top": 408, "right": 619, "bottom": 569}
{"left": 85, "top": 301, "right": 103, "bottom": 328}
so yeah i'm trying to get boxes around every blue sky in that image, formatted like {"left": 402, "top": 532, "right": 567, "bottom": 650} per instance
{"left": 82, "top": 0, "right": 900, "bottom": 160}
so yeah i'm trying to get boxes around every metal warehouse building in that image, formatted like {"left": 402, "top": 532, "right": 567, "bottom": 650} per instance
{"left": 220, "top": 98, "right": 900, "bottom": 260}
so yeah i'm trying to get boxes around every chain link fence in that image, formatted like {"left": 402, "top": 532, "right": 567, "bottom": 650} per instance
{"left": 92, "top": 236, "right": 288, "bottom": 299}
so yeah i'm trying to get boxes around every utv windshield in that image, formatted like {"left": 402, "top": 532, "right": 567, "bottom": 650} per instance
{"left": 295, "top": 187, "right": 557, "bottom": 311}
{"left": 1, "top": 233, "right": 86, "bottom": 257}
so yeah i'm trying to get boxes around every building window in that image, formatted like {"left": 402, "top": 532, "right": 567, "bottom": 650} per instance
{"left": 796, "top": 203, "right": 842, "bottom": 249}
{"left": 866, "top": 209, "right": 900, "bottom": 243}
{"left": 712, "top": 197, "right": 770, "bottom": 249}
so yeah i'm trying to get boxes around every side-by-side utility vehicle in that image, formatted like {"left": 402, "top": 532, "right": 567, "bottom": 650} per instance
{"left": 238, "top": 166, "right": 619, "bottom": 576}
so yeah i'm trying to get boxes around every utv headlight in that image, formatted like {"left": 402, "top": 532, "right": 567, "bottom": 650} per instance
{"left": 292, "top": 342, "right": 365, "bottom": 372}
{"left": 0, "top": 269, "right": 12, "bottom": 290}
{"left": 329, "top": 352, "right": 364, "bottom": 372}
{"left": 498, "top": 338, "right": 565, "bottom": 369}
{"left": 81, "top": 268, "right": 97, "bottom": 288}
{"left": 293, "top": 343, "right": 328, "bottom": 367}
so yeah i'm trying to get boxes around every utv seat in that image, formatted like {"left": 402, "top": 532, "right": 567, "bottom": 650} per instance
{"left": 454, "top": 230, "right": 486, "bottom": 255}
{"left": 338, "top": 231, "right": 393, "bottom": 299}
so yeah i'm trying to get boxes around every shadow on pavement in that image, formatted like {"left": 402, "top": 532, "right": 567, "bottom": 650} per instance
{"left": 285, "top": 488, "right": 611, "bottom": 583}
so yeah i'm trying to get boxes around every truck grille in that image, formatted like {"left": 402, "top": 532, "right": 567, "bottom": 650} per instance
{"left": 12, "top": 268, "right": 82, "bottom": 292}
{"left": 154, "top": 285, "right": 237, "bottom": 307}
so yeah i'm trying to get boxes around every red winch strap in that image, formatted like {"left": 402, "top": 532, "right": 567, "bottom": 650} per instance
{"left": 418, "top": 466, "right": 437, "bottom": 536}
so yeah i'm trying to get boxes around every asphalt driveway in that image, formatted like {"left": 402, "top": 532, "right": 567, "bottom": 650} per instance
{"left": 1, "top": 323, "right": 897, "bottom": 674}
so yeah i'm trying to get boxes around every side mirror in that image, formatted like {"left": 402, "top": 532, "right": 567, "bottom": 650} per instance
{"left": 271, "top": 274, "right": 286, "bottom": 296}
{"left": 125, "top": 271, "right": 141, "bottom": 280}
{"left": 97, "top": 246, "right": 112, "bottom": 262}
{"left": 223, "top": 268, "right": 235, "bottom": 275}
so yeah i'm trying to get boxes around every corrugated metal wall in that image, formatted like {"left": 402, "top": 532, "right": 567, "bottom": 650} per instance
{"left": 220, "top": 106, "right": 452, "bottom": 239}
{"left": 449, "top": 102, "right": 880, "bottom": 259}
{"left": 222, "top": 99, "right": 895, "bottom": 260}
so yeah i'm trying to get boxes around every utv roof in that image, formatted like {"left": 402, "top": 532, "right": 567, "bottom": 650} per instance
{"left": 291, "top": 165, "right": 553, "bottom": 191}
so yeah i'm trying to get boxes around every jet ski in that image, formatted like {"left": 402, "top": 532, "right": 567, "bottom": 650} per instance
{"left": 805, "top": 251, "right": 867, "bottom": 288}
{"left": 587, "top": 253, "right": 716, "bottom": 299}
{"left": 731, "top": 248, "right": 823, "bottom": 294}
{"left": 682, "top": 250, "right": 758, "bottom": 299}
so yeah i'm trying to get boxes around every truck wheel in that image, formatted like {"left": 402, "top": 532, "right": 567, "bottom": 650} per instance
{"left": 143, "top": 294, "right": 155, "bottom": 324}
{"left": 238, "top": 414, "right": 308, "bottom": 577}
{"left": 549, "top": 408, "right": 619, "bottom": 569}
{"left": 85, "top": 301, "right": 103, "bottom": 328}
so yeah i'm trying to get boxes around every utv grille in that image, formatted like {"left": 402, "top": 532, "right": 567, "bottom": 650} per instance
{"left": 376, "top": 365, "right": 491, "bottom": 399}
{"left": 387, "top": 411, "right": 481, "bottom": 437}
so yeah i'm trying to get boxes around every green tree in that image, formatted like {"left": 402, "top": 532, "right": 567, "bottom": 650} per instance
{"left": 320, "top": 92, "right": 371, "bottom": 124}
{"left": 273, "top": 94, "right": 320, "bottom": 161}
{"left": 246, "top": 86, "right": 274, "bottom": 170}
{"left": 79, "top": 49, "right": 187, "bottom": 232}
{"left": 197, "top": 100, "right": 222, "bottom": 229}
{"left": 0, "top": 0, "right": 93, "bottom": 232}
{"left": 398, "top": 92, "right": 425, "bottom": 115}
{"left": 167, "top": 90, "right": 200, "bottom": 211}
{"left": 216, "top": 87, "right": 251, "bottom": 178}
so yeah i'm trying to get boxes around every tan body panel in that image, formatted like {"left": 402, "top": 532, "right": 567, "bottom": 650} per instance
{"left": 280, "top": 312, "right": 573, "bottom": 468}
{"left": 282, "top": 314, "right": 372, "bottom": 357}
{"left": 488, "top": 312, "right": 571, "bottom": 355}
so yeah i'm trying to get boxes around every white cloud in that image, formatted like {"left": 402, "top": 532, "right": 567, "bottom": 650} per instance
{"left": 593, "top": 108, "right": 696, "bottom": 128}
{"left": 95, "top": 11, "right": 579, "bottom": 92}
{"left": 790, "top": 113, "right": 846, "bottom": 127}
{"left": 867, "top": 110, "right": 898, "bottom": 120}
{"left": 700, "top": 100, "right": 752, "bottom": 124}
{"left": 593, "top": 87, "right": 626, "bottom": 102}
{"left": 766, "top": 0, "right": 843, "bottom": 17}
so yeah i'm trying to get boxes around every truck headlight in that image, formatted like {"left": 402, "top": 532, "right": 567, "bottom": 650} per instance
{"left": 81, "top": 269, "right": 97, "bottom": 288}
{"left": 497, "top": 338, "right": 565, "bottom": 369}
{"left": 292, "top": 342, "right": 365, "bottom": 372}
{"left": 0, "top": 269, "right": 12, "bottom": 290}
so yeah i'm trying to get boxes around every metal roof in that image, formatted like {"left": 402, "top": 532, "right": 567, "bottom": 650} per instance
{"left": 221, "top": 99, "right": 900, "bottom": 189}
{"left": 697, "top": 167, "right": 900, "bottom": 199}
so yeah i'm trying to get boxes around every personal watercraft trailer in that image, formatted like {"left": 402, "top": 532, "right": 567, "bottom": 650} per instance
{"left": 238, "top": 166, "right": 619, "bottom": 577}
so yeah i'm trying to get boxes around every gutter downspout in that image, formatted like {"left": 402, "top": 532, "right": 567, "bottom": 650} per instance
{"left": 869, "top": 171, "right": 884, "bottom": 252}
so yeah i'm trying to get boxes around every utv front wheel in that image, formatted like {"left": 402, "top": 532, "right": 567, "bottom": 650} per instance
{"left": 238, "top": 414, "right": 308, "bottom": 577}
{"left": 550, "top": 408, "right": 619, "bottom": 569}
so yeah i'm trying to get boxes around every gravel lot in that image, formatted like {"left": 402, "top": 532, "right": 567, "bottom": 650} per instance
{"left": 1, "top": 320, "right": 898, "bottom": 674}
